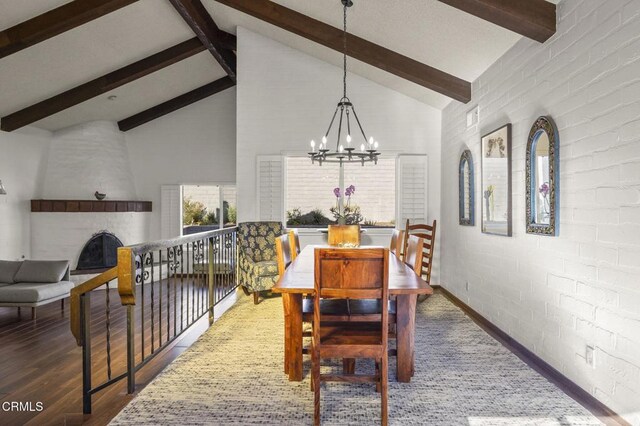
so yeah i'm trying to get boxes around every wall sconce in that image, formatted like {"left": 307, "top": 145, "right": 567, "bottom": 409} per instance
{"left": 0, "top": 180, "right": 7, "bottom": 195}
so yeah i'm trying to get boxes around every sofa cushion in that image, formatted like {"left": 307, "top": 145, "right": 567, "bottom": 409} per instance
{"left": 0, "top": 260, "right": 22, "bottom": 284}
{"left": 14, "top": 260, "right": 69, "bottom": 283}
{"left": 0, "top": 281, "right": 75, "bottom": 303}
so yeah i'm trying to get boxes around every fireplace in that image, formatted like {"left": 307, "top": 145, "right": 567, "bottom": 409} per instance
{"left": 76, "top": 231, "right": 124, "bottom": 271}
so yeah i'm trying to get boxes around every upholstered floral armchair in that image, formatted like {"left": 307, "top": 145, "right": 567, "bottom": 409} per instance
{"left": 237, "top": 221, "right": 284, "bottom": 304}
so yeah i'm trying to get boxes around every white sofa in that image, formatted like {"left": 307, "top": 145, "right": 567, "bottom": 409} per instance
{"left": 0, "top": 260, "right": 73, "bottom": 319}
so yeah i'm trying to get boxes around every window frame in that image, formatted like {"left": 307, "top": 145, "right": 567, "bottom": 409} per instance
{"left": 181, "top": 182, "right": 237, "bottom": 233}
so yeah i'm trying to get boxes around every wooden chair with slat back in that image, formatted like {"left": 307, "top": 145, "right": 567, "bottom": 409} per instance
{"left": 275, "top": 233, "right": 293, "bottom": 277}
{"left": 312, "top": 248, "right": 389, "bottom": 426}
{"left": 289, "top": 229, "right": 301, "bottom": 260}
{"left": 327, "top": 224, "right": 361, "bottom": 247}
{"left": 389, "top": 229, "right": 405, "bottom": 258}
{"left": 403, "top": 235, "right": 425, "bottom": 275}
{"left": 403, "top": 219, "right": 437, "bottom": 286}
{"left": 276, "top": 233, "right": 295, "bottom": 374}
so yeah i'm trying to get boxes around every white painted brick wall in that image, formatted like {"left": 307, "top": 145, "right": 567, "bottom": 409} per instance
{"left": 440, "top": 0, "right": 640, "bottom": 423}
{"left": 33, "top": 121, "right": 148, "bottom": 267}
{"left": 43, "top": 121, "right": 136, "bottom": 200}
{"left": 31, "top": 212, "right": 150, "bottom": 268}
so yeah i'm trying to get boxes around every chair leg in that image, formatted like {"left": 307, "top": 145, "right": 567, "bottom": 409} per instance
{"left": 241, "top": 286, "right": 251, "bottom": 296}
{"left": 381, "top": 355, "right": 388, "bottom": 426}
{"left": 31, "top": 307, "right": 36, "bottom": 320}
{"left": 253, "top": 292, "right": 260, "bottom": 305}
{"left": 61, "top": 299, "right": 65, "bottom": 311}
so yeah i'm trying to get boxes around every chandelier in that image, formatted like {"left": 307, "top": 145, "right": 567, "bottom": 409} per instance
{"left": 308, "top": 0, "right": 380, "bottom": 166}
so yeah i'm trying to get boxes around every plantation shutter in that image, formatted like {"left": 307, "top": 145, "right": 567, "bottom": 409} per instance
{"left": 256, "top": 155, "right": 283, "bottom": 221}
{"left": 397, "top": 154, "right": 428, "bottom": 226}
{"left": 161, "top": 185, "right": 183, "bottom": 239}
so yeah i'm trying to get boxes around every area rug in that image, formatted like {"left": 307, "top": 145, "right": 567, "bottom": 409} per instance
{"left": 110, "top": 292, "right": 602, "bottom": 425}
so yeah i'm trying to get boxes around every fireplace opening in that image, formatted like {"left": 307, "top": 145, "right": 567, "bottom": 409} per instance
{"left": 76, "top": 231, "right": 124, "bottom": 272}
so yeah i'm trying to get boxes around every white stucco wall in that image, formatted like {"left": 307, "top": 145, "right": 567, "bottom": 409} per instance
{"left": 0, "top": 126, "right": 50, "bottom": 260}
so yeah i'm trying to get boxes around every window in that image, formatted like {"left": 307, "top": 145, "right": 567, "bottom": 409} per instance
{"left": 284, "top": 157, "right": 396, "bottom": 227}
{"left": 182, "top": 185, "right": 237, "bottom": 234}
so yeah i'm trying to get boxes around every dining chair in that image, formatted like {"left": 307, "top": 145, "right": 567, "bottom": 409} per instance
{"left": 403, "top": 235, "right": 425, "bottom": 275}
{"left": 327, "top": 224, "right": 361, "bottom": 247}
{"left": 289, "top": 229, "right": 301, "bottom": 260}
{"left": 403, "top": 219, "right": 437, "bottom": 285}
{"left": 389, "top": 229, "right": 405, "bottom": 258}
{"left": 312, "top": 247, "right": 389, "bottom": 426}
{"left": 276, "top": 232, "right": 295, "bottom": 373}
{"left": 275, "top": 233, "right": 294, "bottom": 277}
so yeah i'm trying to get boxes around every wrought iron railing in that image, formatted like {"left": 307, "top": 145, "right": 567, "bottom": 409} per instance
{"left": 70, "top": 227, "right": 238, "bottom": 414}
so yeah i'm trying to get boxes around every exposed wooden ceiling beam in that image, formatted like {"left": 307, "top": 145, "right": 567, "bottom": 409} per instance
{"left": 118, "top": 76, "right": 235, "bottom": 131}
{"left": 436, "top": 0, "right": 556, "bottom": 43}
{"left": 214, "top": 0, "right": 470, "bottom": 103}
{"left": 0, "top": 0, "right": 140, "bottom": 59}
{"left": 217, "top": 31, "right": 237, "bottom": 51}
{"left": 1, "top": 38, "right": 205, "bottom": 132}
{"left": 169, "top": 0, "right": 237, "bottom": 80}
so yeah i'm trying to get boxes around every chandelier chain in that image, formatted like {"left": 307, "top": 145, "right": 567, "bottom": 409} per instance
{"left": 343, "top": 3, "right": 347, "bottom": 99}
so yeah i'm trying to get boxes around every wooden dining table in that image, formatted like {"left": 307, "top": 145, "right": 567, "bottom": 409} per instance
{"left": 272, "top": 245, "right": 433, "bottom": 383}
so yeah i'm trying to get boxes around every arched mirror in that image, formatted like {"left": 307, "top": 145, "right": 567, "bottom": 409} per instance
{"left": 459, "top": 149, "right": 475, "bottom": 226}
{"left": 526, "top": 116, "right": 559, "bottom": 236}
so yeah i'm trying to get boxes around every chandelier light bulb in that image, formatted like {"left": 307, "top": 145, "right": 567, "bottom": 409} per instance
{"left": 360, "top": 143, "right": 365, "bottom": 152}
{"left": 368, "top": 136, "right": 374, "bottom": 146}
{"left": 374, "top": 141, "right": 379, "bottom": 149}
{"left": 322, "top": 136, "right": 327, "bottom": 147}
{"left": 346, "top": 134, "right": 352, "bottom": 145}
{"left": 310, "top": 140, "right": 316, "bottom": 151}
{"left": 339, "top": 144, "right": 344, "bottom": 153}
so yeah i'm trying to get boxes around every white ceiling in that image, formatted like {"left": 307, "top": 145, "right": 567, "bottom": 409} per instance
{"left": 0, "top": 0, "right": 558, "bottom": 132}
{"left": 205, "top": 0, "right": 526, "bottom": 109}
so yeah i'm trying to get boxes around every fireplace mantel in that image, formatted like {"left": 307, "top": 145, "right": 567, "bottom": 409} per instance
{"left": 31, "top": 199, "right": 152, "bottom": 213}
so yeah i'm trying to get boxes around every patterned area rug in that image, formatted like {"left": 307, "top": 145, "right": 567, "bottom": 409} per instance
{"left": 110, "top": 292, "right": 602, "bottom": 425}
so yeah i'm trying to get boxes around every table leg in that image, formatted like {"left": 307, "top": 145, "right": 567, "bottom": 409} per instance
{"left": 396, "top": 294, "right": 416, "bottom": 383}
{"left": 288, "top": 293, "right": 303, "bottom": 381}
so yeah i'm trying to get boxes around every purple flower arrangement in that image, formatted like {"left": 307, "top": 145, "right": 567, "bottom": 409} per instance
{"left": 345, "top": 185, "right": 355, "bottom": 197}
{"left": 333, "top": 185, "right": 356, "bottom": 198}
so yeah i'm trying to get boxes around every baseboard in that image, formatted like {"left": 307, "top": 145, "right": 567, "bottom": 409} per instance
{"left": 431, "top": 285, "right": 631, "bottom": 426}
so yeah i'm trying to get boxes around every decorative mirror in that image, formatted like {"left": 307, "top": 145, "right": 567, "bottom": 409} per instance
{"left": 526, "top": 116, "right": 559, "bottom": 236}
{"left": 459, "top": 149, "right": 475, "bottom": 226}
{"left": 481, "top": 124, "right": 512, "bottom": 236}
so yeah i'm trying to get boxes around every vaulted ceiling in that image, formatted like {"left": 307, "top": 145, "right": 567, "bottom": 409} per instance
{"left": 0, "top": 0, "right": 559, "bottom": 132}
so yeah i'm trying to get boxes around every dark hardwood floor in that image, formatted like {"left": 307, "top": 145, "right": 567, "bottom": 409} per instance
{"left": 0, "top": 282, "right": 232, "bottom": 426}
